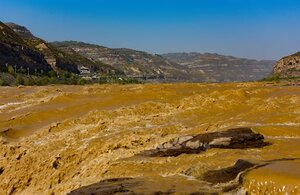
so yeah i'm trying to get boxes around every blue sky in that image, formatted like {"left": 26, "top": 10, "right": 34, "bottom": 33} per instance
{"left": 1, "top": 0, "right": 300, "bottom": 60}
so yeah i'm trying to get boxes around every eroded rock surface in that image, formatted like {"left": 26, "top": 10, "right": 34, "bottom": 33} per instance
{"left": 272, "top": 52, "right": 300, "bottom": 77}
{"left": 141, "top": 128, "right": 269, "bottom": 157}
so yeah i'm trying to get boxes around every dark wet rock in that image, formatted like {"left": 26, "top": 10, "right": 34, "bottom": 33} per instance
{"left": 67, "top": 177, "right": 178, "bottom": 195}
{"left": 203, "top": 159, "right": 255, "bottom": 184}
{"left": 199, "top": 159, "right": 260, "bottom": 193}
{"left": 67, "top": 178, "right": 138, "bottom": 195}
{"left": 141, "top": 127, "right": 269, "bottom": 157}
{"left": 68, "top": 177, "right": 214, "bottom": 195}
{"left": 68, "top": 158, "right": 299, "bottom": 195}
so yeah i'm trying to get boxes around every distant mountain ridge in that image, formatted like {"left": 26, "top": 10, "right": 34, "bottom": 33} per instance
{"left": 162, "top": 52, "right": 276, "bottom": 82}
{"left": 1, "top": 21, "right": 278, "bottom": 83}
{"left": 52, "top": 41, "right": 199, "bottom": 81}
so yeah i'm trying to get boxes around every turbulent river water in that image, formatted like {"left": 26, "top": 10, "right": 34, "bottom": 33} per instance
{"left": 0, "top": 82, "right": 299, "bottom": 194}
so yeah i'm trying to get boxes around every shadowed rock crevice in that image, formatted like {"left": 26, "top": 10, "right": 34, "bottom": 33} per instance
{"left": 140, "top": 128, "right": 269, "bottom": 157}
{"left": 0, "top": 167, "right": 4, "bottom": 175}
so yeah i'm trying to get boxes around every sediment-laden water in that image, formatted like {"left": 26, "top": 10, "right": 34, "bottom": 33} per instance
{"left": 0, "top": 82, "right": 299, "bottom": 194}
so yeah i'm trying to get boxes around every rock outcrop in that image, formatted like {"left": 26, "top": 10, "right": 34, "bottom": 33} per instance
{"left": 272, "top": 52, "right": 300, "bottom": 78}
{"left": 4, "top": 23, "right": 36, "bottom": 39}
{"left": 203, "top": 159, "right": 256, "bottom": 184}
{"left": 140, "top": 128, "right": 269, "bottom": 157}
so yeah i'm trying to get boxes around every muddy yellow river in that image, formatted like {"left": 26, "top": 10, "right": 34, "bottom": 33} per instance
{"left": 0, "top": 82, "right": 299, "bottom": 194}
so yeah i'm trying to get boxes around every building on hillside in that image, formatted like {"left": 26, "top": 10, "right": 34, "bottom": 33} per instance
{"left": 79, "top": 66, "right": 91, "bottom": 74}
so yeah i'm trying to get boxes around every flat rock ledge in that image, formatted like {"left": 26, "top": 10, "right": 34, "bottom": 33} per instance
{"left": 140, "top": 127, "right": 269, "bottom": 157}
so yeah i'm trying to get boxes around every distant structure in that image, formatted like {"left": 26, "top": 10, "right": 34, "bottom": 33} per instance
{"left": 79, "top": 66, "right": 91, "bottom": 74}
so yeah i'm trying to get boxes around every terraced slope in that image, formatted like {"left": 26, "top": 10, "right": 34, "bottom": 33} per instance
{"left": 162, "top": 52, "right": 276, "bottom": 82}
{"left": 52, "top": 41, "right": 203, "bottom": 81}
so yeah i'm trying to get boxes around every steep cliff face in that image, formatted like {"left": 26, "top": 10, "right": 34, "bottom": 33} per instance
{"left": 0, "top": 22, "right": 52, "bottom": 74}
{"left": 5, "top": 23, "right": 79, "bottom": 74}
{"left": 162, "top": 53, "right": 275, "bottom": 82}
{"left": 272, "top": 52, "right": 300, "bottom": 77}
{"left": 5, "top": 23, "right": 120, "bottom": 75}
{"left": 52, "top": 41, "right": 201, "bottom": 81}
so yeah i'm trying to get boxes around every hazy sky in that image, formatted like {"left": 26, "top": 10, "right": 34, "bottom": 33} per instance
{"left": 1, "top": 0, "right": 300, "bottom": 60}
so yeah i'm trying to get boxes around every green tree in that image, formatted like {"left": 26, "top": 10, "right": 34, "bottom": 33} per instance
{"left": 0, "top": 78, "right": 6, "bottom": 86}
{"left": 19, "top": 67, "right": 26, "bottom": 74}
{"left": 8, "top": 65, "right": 15, "bottom": 75}
{"left": 48, "top": 70, "right": 57, "bottom": 78}
{"left": 48, "top": 77, "right": 58, "bottom": 84}
{"left": 63, "top": 72, "right": 71, "bottom": 78}
{"left": 15, "top": 74, "right": 25, "bottom": 85}
{"left": 77, "top": 78, "right": 87, "bottom": 85}
{"left": 24, "top": 77, "right": 36, "bottom": 86}
{"left": 36, "top": 76, "right": 50, "bottom": 86}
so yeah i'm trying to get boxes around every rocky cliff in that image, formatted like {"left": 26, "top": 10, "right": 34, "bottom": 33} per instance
{"left": 272, "top": 52, "right": 300, "bottom": 78}
{"left": 0, "top": 22, "right": 52, "bottom": 74}
{"left": 6, "top": 23, "right": 120, "bottom": 75}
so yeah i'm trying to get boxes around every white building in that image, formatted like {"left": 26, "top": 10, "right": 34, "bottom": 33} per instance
{"left": 79, "top": 66, "right": 91, "bottom": 74}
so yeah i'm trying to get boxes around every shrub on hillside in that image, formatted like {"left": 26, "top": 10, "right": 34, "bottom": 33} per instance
{"left": 262, "top": 75, "right": 281, "bottom": 82}
{"left": 36, "top": 76, "right": 50, "bottom": 86}
{"left": 24, "top": 77, "right": 36, "bottom": 86}
{"left": 0, "top": 78, "right": 7, "bottom": 86}
{"left": 15, "top": 74, "right": 25, "bottom": 85}
{"left": 8, "top": 65, "right": 15, "bottom": 75}
{"left": 77, "top": 78, "right": 88, "bottom": 85}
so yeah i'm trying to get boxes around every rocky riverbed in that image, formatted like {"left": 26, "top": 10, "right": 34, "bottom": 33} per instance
{"left": 0, "top": 82, "right": 300, "bottom": 194}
